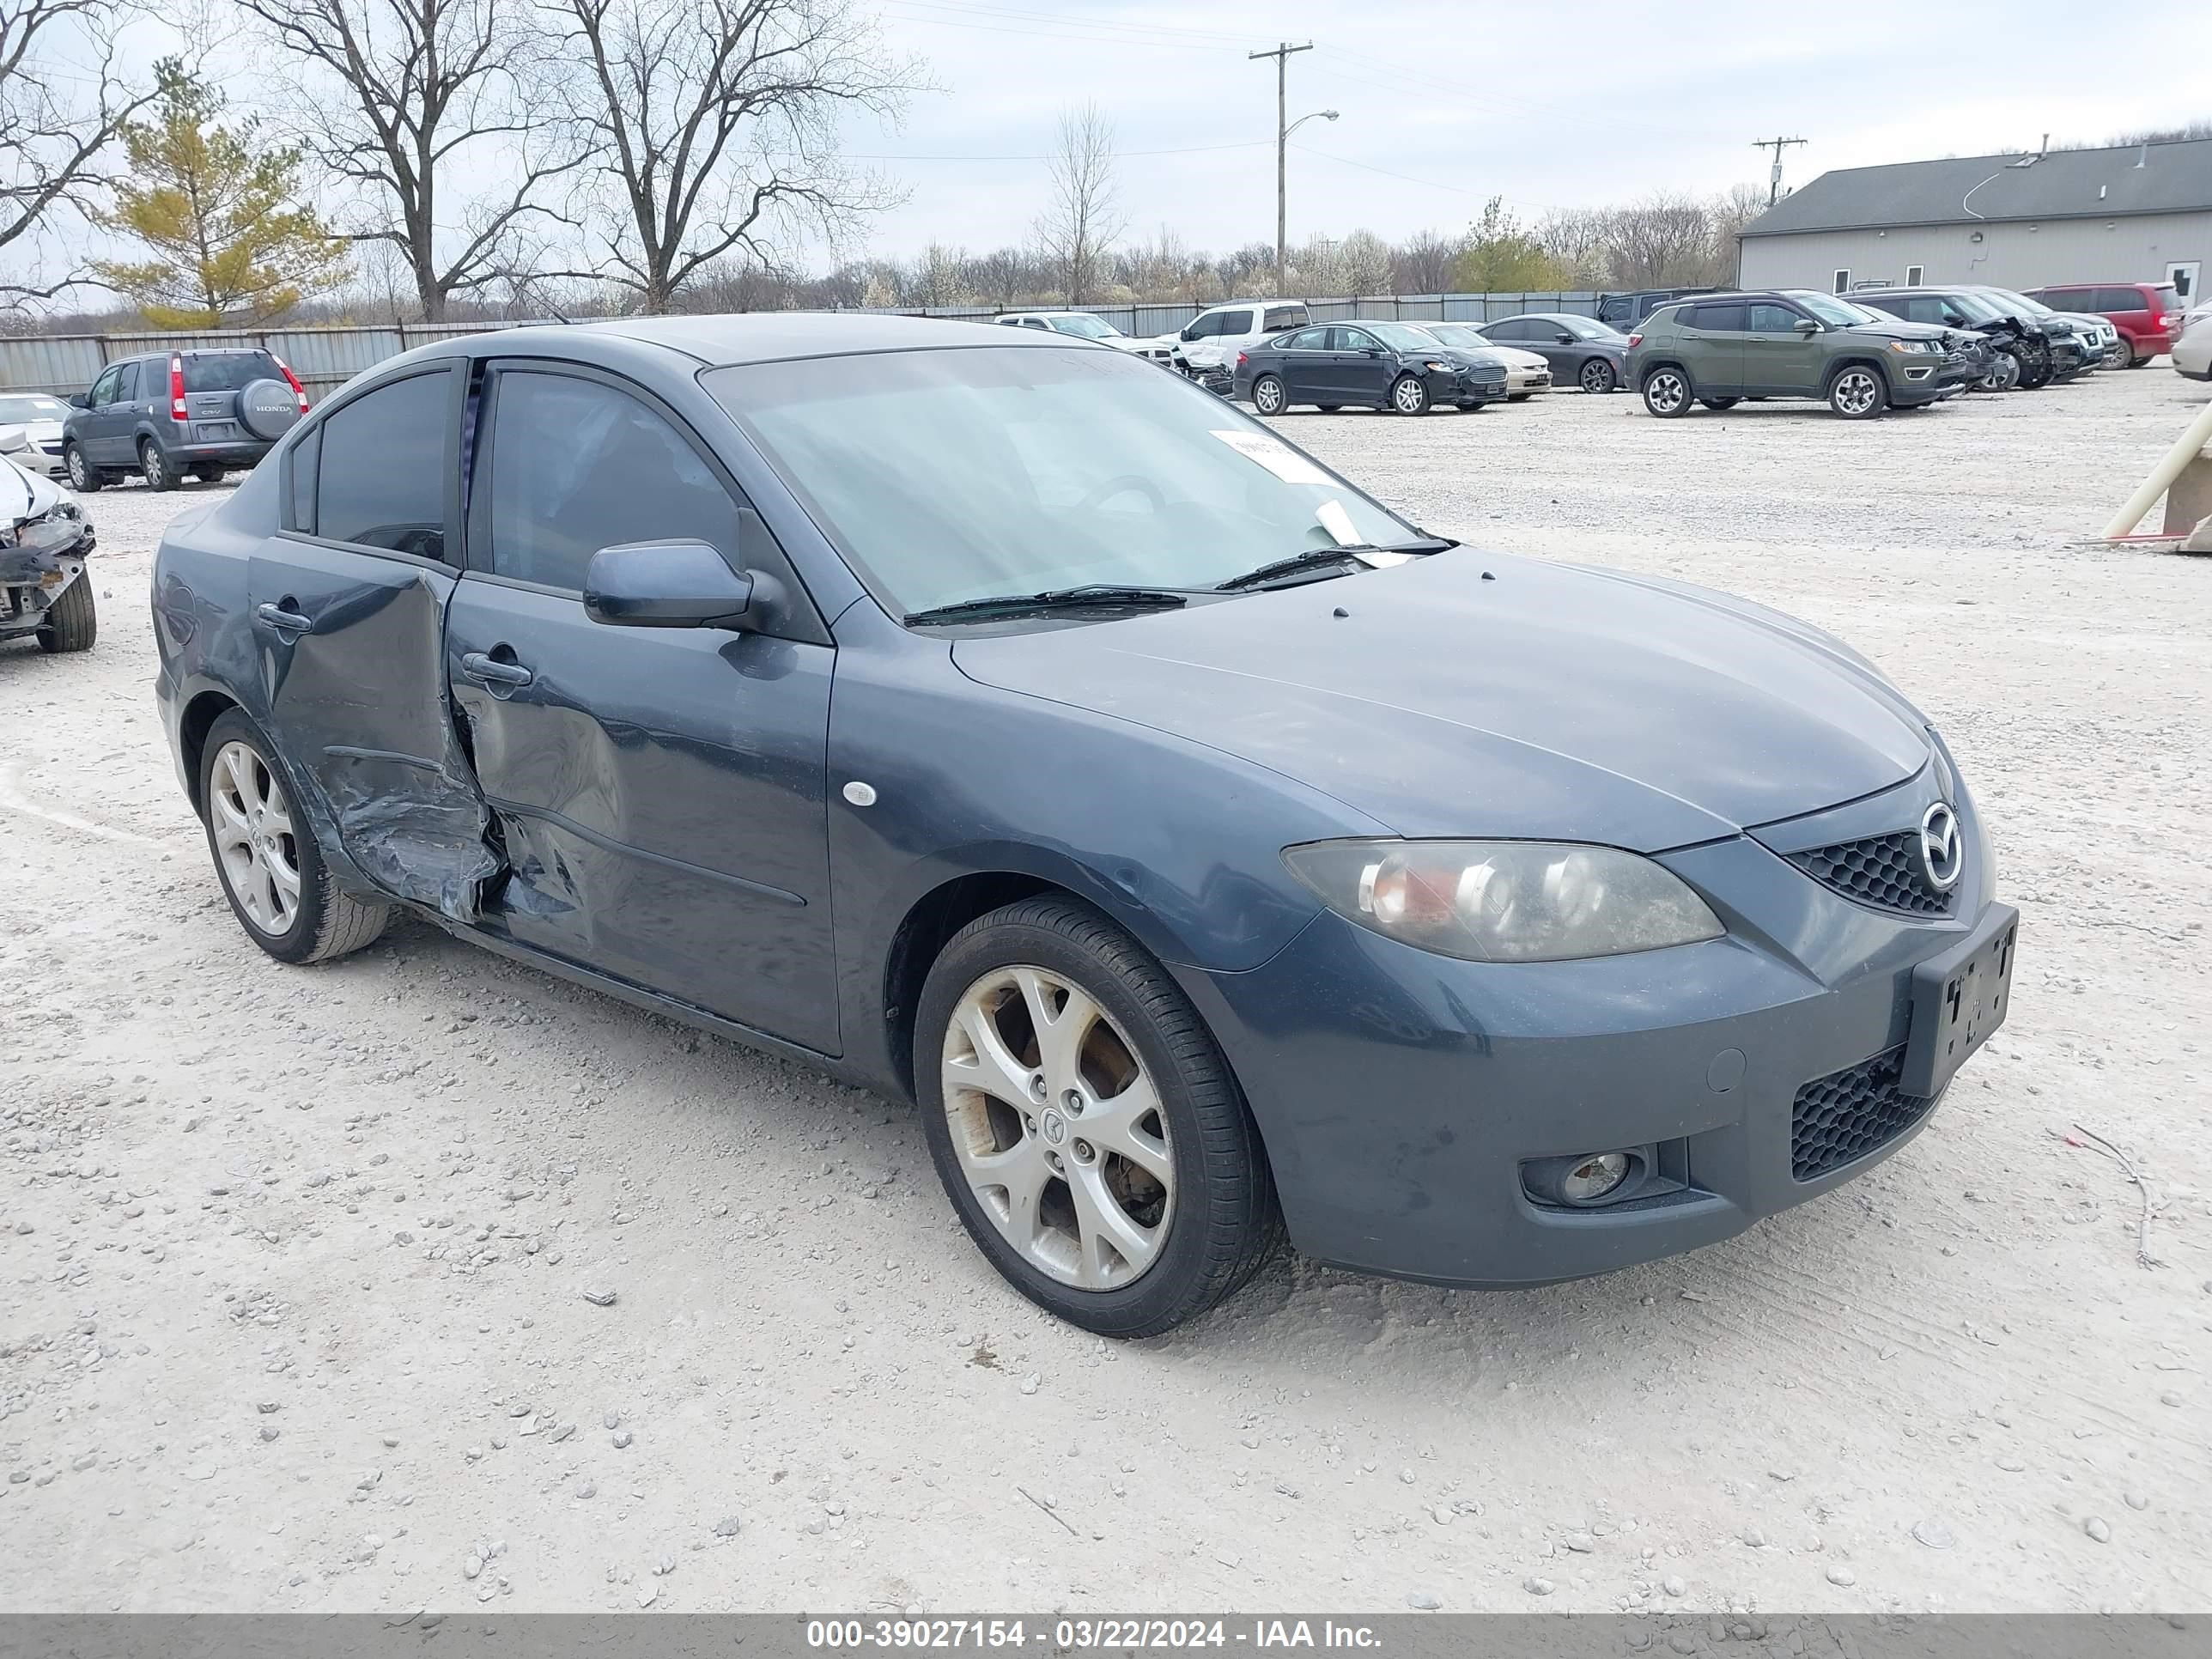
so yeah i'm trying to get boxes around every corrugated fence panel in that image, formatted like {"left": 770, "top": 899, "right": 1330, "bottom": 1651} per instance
{"left": 0, "top": 297, "right": 1613, "bottom": 393}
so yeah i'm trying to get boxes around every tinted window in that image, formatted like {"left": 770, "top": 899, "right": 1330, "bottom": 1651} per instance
{"left": 115, "top": 362, "right": 141, "bottom": 401}
{"left": 1217, "top": 310, "right": 1255, "bottom": 336}
{"left": 2097, "top": 287, "right": 2148, "bottom": 312}
{"left": 316, "top": 370, "right": 451, "bottom": 557}
{"left": 1484, "top": 319, "right": 1526, "bottom": 341}
{"left": 2152, "top": 285, "right": 2181, "bottom": 313}
{"left": 1689, "top": 303, "right": 1747, "bottom": 331}
{"left": 183, "top": 351, "right": 281, "bottom": 393}
{"left": 1746, "top": 302, "right": 1802, "bottom": 331}
{"left": 1900, "top": 297, "right": 1948, "bottom": 325}
{"left": 1262, "top": 305, "right": 1308, "bottom": 331}
{"left": 484, "top": 372, "right": 740, "bottom": 592}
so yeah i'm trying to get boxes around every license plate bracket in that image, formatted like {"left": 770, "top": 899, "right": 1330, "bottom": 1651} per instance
{"left": 1902, "top": 903, "right": 2019, "bottom": 1098}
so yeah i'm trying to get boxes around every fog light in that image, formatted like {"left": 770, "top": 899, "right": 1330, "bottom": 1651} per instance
{"left": 1559, "top": 1152, "right": 1631, "bottom": 1204}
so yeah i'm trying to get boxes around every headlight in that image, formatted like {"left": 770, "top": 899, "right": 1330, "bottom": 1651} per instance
{"left": 0, "top": 506, "right": 86, "bottom": 554}
{"left": 1422, "top": 361, "right": 1454, "bottom": 373}
{"left": 1887, "top": 339, "right": 1936, "bottom": 354}
{"left": 1281, "top": 839, "right": 1724, "bottom": 963}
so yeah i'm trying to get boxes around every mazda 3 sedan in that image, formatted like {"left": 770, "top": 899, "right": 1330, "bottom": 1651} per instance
{"left": 153, "top": 315, "right": 2017, "bottom": 1336}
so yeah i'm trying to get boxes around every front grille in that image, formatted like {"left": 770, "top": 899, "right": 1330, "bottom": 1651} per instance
{"left": 1788, "top": 831, "right": 1954, "bottom": 915}
{"left": 1791, "top": 1044, "right": 1933, "bottom": 1181}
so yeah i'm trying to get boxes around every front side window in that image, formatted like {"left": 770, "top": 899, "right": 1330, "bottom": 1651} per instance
{"left": 88, "top": 367, "right": 121, "bottom": 407}
{"left": 1334, "top": 327, "right": 1381, "bottom": 352}
{"left": 708, "top": 345, "right": 1416, "bottom": 619}
{"left": 1746, "top": 301, "right": 1802, "bottom": 332}
{"left": 483, "top": 371, "right": 739, "bottom": 592}
{"left": 315, "top": 370, "right": 451, "bottom": 558}
{"left": 115, "top": 362, "right": 141, "bottom": 401}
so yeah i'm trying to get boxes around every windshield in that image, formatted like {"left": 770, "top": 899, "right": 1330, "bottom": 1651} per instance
{"left": 1792, "top": 292, "right": 1885, "bottom": 326}
{"left": 1048, "top": 314, "right": 1121, "bottom": 340}
{"left": 1981, "top": 287, "right": 2052, "bottom": 318}
{"left": 1369, "top": 323, "right": 1443, "bottom": 351}
{"left": 1425, "top": 325, "right": 1492, "bottom": 348}
{"left": 1943, "top": 291, "right": 2004, "bottom": 323}
{"left": 708, "top": 346, "right": 1418, "bottom": 618}
{"left": 1555, "top": 316, "right": 1617, "bottom": 340}
{"left": 0, "top": 394, "right": 69, "bottom": 422}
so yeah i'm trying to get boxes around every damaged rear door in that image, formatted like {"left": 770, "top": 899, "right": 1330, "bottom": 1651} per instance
{"left": 250, "top": 362, "right": 496, "bottom": 919}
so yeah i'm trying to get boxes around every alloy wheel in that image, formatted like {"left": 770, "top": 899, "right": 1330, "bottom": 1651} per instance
{"left": 1580, "top": 359, "right": 1615, "bottom": 394}
{"left": 1644, "top": 369, "right": 1686, "bottom": 415}
{"left": 66, "top": 448, "right": 94, "bottom": 490}
{"left": 1832, "top": 369, "right": 1881, "bottom": 416}
{"left": 209, "top": 739, "right": 302, "bottom": 936}
{"left": 1254, "top": 376, "right": 1285, "bottom": 415}
{"left": 142, "top": 443, "right": 169, "bottom": 489}
{"left": 939, "top": 963, "right": 1174, "bottom": 1291}
{"left": 1392, "top": 376, "right": 1426, "bottom": 415}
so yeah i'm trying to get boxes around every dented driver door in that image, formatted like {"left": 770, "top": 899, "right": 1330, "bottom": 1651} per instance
{"left": 250, "top": 362, "right": 497, "bottom": 920}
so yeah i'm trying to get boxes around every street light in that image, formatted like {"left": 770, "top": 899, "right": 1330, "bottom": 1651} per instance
{"left": 1275, "top": 109, "right": 1339, "bottom": 298}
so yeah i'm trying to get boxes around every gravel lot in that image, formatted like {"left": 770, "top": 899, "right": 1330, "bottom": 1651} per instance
{"left": 3, "top": 367, "right": 2208, "bottom": 1616}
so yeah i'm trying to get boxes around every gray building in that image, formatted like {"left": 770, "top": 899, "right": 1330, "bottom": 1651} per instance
{"left": 1737, "top": 138, "right": 2209, "bottom": 303}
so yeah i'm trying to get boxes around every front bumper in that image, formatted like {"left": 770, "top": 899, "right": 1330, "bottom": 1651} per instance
{"left": 1, "top": 526, "right": 93, "bottom": 638}
{"left": 1504, "top": 367, "right": 1553, "bottom": 395}
{"left": 1179, "top": 771, "right": 2006, "bottom": 1288}
{"left": 1432, "top": 368, "right": 1508, "bottom": 404}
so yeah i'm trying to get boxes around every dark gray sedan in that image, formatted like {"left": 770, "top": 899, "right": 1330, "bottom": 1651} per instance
{"left": 151, "top": 314, "right": 2015, "bottom": 1336}
{"left": 1479, "top": 312, "right": 1633, "bottom": 392}
{"left": 1233, "top": 320, "right": 1507, "bottom": 414}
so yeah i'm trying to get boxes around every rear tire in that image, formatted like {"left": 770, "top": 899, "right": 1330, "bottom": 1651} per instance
{"left": 1698, "top": 397, "right": 1741, "bottom": 410}
{"left": 2124, "top": 345, "right": 2150, "bottom": 368}
{"left": 1389, "top": 374, "right": 1431, "bottom": 416}
{"left": 192, "top": 463, "right": 227, "bottom": 484}
{"left": 1251, "top": 374, "right": 1287, "bottom": 416}
{"left": 1641, "top": 366, "right": 1691, "bottom": 417}
{"left": 1315, "top": 404, "right": 1340, "bottom": 412}
{"left": 141, "top": 440, "right": 178, "bottom": 492}
{"left": 198, "top": 709, "right": 392, "bottom": 965}
{"left": 915, "top": 896, "right": 1282, "bottom": 1337}
{"left": 33, "top": 574, "right": 95, "bottom": 653}
{"left": 64, "top": 446, "right": 102, "bottom": 492}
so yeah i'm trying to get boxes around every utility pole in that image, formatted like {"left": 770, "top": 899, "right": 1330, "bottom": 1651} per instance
{"left": 1251, "top": 40, "right": 1313, "bottom": 297}
{"left": 1752, "top": 136, "right": 1808, "bottom": 205}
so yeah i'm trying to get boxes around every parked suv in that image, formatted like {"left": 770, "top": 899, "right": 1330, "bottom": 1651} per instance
{"left": 1171, "top": 301, "right": 1311, "bottom": 374}
{"left": 63, "top": 348, "right": 308, "bottom": 492}
{"left": 2023, "top": 283, "right": 2184, "bottom": 367}
{"left": 1627, "top": 289, "right": 1969, "bottom": 419}
{"left": 1596, "top": 287, "right": 1722, "bottom": 330}
{"left": 1850, "top": 286, "right": 2050, "bottom": 390}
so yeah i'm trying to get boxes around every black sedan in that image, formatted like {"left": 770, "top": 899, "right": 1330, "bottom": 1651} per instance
{"left": 1234, "top": 321, "right": 1508, "bottom": 415}
{"left": 1476, "top": 313, "right": 1633, "bottom": 392}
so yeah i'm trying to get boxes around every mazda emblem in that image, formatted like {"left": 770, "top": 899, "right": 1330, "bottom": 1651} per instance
{"left": 1917, "top": 801, "right": 1962, "bottom": 892}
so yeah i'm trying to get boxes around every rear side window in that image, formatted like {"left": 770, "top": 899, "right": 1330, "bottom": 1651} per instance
{"left": 2097, "top": 287, "right": 2147, "bottom": 312}
{"left": 1280, "top": 328, "right": 1327, "bottom": 349}
{"left": 1262, "top": 305, "right": 1308, "bottom": 331}
{"left": 2152, "top": 286, "right": 2180, "bottom": 313}
{"left": 1218, "top": 310, "right": 1255, "bottom": 336}
{"left": 1690, "top": 303, "right": 1747, "bottom": 331}
{"left": 183, "top": 352, "right": 281, "bottom": 393}
{"left": 482, "top": 371, "right": 740, "bottom": 593}
{"left": 315, "top": 370, "right": 451, "bottom": 558}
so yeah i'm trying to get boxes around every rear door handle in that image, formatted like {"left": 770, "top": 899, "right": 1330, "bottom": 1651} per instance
{"left": 255, "top": 602, "right": 313, "bottom": 634}
{"left": 460, "top": 651, "right": 534, "bottom": 689}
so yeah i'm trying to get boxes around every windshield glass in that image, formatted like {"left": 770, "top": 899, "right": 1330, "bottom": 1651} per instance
{"left": 1792, "top": 292, "right": 1885, "bottom": 326}
{"left": 708, "top": 346, "right": 1418, "bottom": 618}
{"left": 1369, "top": 323, "right": 1443, "bottom": 351}
{"left": 1981, "top": 287, "right": 2051, "bottom": 318}
{"left": 1425, "top": 325, "right": 1492, "bottom": 348}
{"left": 1556, "top": 316, "right": 1617, "bottom": 339}
{"left": 0, "top": 394, "right": 69, "bottom": 421}
{"left": 1942, "top": 291, "right": 2003, "bottom": 323}
{"left": 1048, "top": 314, "right": 1120, "bottom": 339}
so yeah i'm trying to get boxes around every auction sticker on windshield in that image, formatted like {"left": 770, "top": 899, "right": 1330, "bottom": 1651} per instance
{"left": 1209, "top": 428, "right": 1333, "bottom": 486}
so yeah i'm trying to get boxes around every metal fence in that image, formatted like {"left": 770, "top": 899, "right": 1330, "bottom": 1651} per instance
{"left": 0, "top": 293, "right": 1603, "bottom": 397}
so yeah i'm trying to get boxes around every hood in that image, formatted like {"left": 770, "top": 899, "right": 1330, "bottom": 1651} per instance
{"left": 1852, "top": 318, "right": 1949, "bottom": 343}
{"left": 951, "top": 553, "right": 1930, "bottom": 852}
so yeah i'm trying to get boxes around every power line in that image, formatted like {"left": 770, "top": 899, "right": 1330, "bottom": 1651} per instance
{"left": 1752, "top": 135, "right": 1808, "bottom": 204}
{"left": 880, "top": 0, "right": 1261, "bottom": 47}
{"left": 842, "top": 140, "right": 1273, "bottom": 163}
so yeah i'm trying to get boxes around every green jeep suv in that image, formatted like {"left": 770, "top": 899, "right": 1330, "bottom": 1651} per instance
{"left": 1626, "top": 289, "right": 1969, "bottom": 420}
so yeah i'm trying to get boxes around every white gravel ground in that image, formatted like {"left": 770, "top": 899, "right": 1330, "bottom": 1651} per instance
{"left": 2, "top": 367, "right": 2208, "bottom": 1617}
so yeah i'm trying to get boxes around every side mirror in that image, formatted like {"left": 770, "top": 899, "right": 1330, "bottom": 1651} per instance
{"left": 1555, "top": 331, "right": 1575, "bottom": 344}
{"left": 69, "top": 392, "right": 90, "bottom": 409}
{"left": 584, "top": 540, "right": 756, "bottom": 630}
{"left": 1794, "top": 318, "right": 1820, "bottom": 334}
{"left": 1179, "top": 325, "right": 1200, "bottom": 342}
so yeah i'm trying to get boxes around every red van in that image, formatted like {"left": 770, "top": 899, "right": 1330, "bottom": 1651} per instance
{"left": 2025, "top": 283, "right": 2184, "bottom": 366}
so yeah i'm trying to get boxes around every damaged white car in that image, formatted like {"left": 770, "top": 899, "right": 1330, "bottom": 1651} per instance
{"left": 1, "top": 453, "right": 96, "bottom": 653}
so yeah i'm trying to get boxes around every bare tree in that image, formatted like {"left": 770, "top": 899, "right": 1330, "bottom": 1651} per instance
{"left": 1034, "top": 101, "right": 1121, "bottom": 305}
{"left": 0, "top": 0, "right": 173, "bottom": 306}
{"left": 538, "top": 0, "right": 916, "bottom": 313}
{"left": 1389, "top": 227, "right": 1460, "bottom": 295}
{"left": 240, "top": 0, "right": 581, "bottom": 321}
{"left": 1603, "top": 191, "right": 1717, "bottom": 289}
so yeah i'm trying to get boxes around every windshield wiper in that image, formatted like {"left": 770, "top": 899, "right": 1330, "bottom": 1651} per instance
{"left": 903, "top": 585, "right": 1190, "bottom": 625}
{"left": 1214, "top": 538, "right": 1453, "bottom": 592}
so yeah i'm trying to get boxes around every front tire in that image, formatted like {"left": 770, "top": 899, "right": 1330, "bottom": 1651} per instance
{"left": 915, "top": 896, "right": 1281, "bottom": 1337}
{"left": 198, "top": 710, "right": 392, "bottom": 965}
{"left": 141, "top": 440, "right": 178, "bottom": 492}
{"left": 1641, "top": 366, "right": 1692, "bottom": 417}
{"left": 34, "top": 574, "right": 95, "bottom": 653}
{"left": 1579, "top": 358, "right": 1618, "bottom": 394}
{"left": 1827, "top": 365, "right": 1888, "bottom": 419}
{"left": 1250, "top": 374, "right": 1287, "bottom": 416}
{"left": 1389, "top": 374, "right": 1431, "bottom": 416}
{"left": 64, "top": 446, "right": 102, "bottom": 492}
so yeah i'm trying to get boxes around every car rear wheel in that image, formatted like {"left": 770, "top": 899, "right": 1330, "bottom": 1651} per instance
{"left": 64, "top": 446, "right": 102, "bottom": 492}
{"left": 1315, "top": 404, "right": 1340, "bottom": 412}
{"left": 915, "top": 896, "right": 1281, "bottom": 1337}
{"left": 198, "top": 711, "right": 392, "bottom": 964}
{"left": 1642, "top": 367, "right": 1691, "bottom": 417}
{"left": 34, "top": 574, "right": 95, "bottom": 653}
{"left": 1389, "top": 374, "right": 1431, "bottom": 416}
{"left": 1579, "top": 358, "right": 1617, "bottom": 394}
{"left": 2124, "top": 343, "right": 2150, "bottom": 368}
{"left": 1827, "top": 367, "right": 1887, "bottom": 419}
{"left": 1251, "top": 374, "right": 1287, "bottom": 416}
{"left": 141, "top": 440, "right": 177, "bottom": 492}
{"left": 1698, "top": 397, "right": 1741, "bottom": 410}
{"left": 192, "top": 463, "right": 227, "bottom": 484}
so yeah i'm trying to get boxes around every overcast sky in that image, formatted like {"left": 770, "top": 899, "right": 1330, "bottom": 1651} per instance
{"left": 842, "top": 0, "right": 2212, "bottom": 259}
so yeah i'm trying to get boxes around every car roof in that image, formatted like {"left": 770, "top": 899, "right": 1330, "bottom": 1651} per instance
{"left": 505, "top": 311, "right": 1091, "bottom": 368}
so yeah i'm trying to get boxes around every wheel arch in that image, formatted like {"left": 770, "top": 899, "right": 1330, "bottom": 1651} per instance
{"left": 1638, "top": 356, "right": 1690, "bottom": 386}
{"left": 179, "top": 688, "right": 243, "bottom": 817}
{"left": 1824, "top": 354, "right": 1892, "bottom": 389}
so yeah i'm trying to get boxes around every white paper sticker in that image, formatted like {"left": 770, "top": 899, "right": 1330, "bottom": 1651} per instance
{"left": 1315, "top": 499, "right": 1362, "bottom": 546}
{"left": 1210, "top": 428, "right": 1334, "bottom": 487}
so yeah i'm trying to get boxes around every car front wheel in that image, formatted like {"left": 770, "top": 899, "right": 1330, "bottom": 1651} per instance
{"left": 1251, "top": 374, "right": 1287, "bottom": 416}
{"left": 198, "top": 710, "right": 392, "bottom": 964}
{"left": 1580, "top": 358, "right": 1618, "bottom": 394}
{"left": 1389, "top": 374, "right": 1431, "bottom": 416}
{"left": 1828, "top": 366, "right": 1887, "bottom": 419}
{"left": 1642, "top": 367, "right": 1691, "bottom": 416}
{"left": 915, "top": 896, "right": 1281, "bottom": 1337}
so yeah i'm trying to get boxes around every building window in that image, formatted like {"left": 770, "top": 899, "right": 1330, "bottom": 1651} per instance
{"left": 1905, "top": 264, "right": 1923, "bottom": 286}
{"left": 1832, "top": 269, "right": 1850, "bottom": 294}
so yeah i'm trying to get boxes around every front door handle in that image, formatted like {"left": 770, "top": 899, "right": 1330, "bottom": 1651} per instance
{"left": 460, "top": 651, "right": 534, "bottom": 689}
{"left": 255, "top": 602, "right": 313, "bottom": 635}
